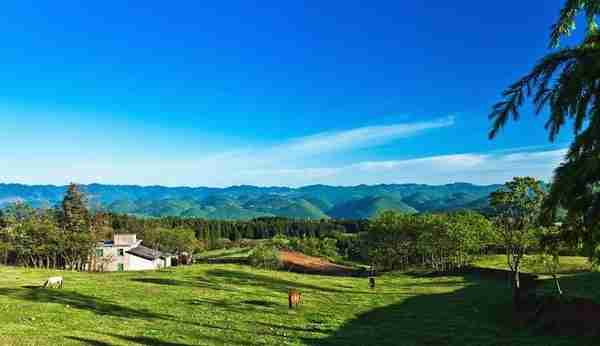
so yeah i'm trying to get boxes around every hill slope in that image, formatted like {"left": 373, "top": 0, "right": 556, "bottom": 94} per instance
{"left": 0, "top": 182, "right": 501, "bottom": 219}
{"left": 0, "top": 261, "right": 594, "bottom": 345}
{"left": 328, "top": 196, "right": 418, "bottom": 219}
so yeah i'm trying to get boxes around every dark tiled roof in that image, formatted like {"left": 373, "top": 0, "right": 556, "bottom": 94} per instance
{"left": 126, "top": 245, "right": 166, "bottom": 261}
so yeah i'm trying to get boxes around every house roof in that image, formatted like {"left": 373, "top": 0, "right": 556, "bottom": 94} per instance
{"left": 126, "top": 245, "right": 169, "bottom": 261}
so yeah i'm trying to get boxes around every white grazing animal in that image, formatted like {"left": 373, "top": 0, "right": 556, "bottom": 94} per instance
{"left": 43, "top": 276, "right": 64, "bottom": 288}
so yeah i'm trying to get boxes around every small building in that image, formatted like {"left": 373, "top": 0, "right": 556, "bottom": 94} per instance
{"left": 93, "top": 234, "right": 172, "bottom": 272}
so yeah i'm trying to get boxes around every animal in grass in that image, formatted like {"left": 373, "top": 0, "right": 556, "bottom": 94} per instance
{"left": 43, "top": 276, "right": 64, "bottom": 288}
{"left": 288, "top": 289, "right": 302, "bottom": 309}
{"left": 368, "top": 276, "right": 376, "bottom": 289}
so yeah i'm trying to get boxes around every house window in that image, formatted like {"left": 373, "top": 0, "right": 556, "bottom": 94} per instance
{"left": 118, "top": 249, "right": 124, "bottom": 256}
{"left": 117, "top": 263, "right": 124, "bottom": 272}
{"left": 95, "top": 249, "right": 103, "bottom": 257}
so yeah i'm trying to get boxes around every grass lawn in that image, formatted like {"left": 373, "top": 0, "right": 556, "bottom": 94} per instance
{"left": 474, "top": 255, "right": 592, "bottom": 274}
{"left": 0, "top": 258, "right": 598, "bottom": 346}
{"left": 194, "top": 247, "right": 255, "bottom": 260}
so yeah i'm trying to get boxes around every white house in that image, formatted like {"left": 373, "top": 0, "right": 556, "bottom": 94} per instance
{"left": 93, "top": 234, "right": 172, "bottom": 272}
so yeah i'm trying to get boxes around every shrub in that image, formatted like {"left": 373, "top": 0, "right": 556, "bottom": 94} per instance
{"left": 284, "top": 236, "right": 340, "bottom": 261}
{"left": 269, "top": 234, "right": 290, "bottom": 249}
{"left": 248, "top": 245, "right": 282, "bottom": 270}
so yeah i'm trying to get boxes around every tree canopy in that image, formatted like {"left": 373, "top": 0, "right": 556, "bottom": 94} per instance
{"left": 488, "top": 1, "right": 600, "bottom": 262}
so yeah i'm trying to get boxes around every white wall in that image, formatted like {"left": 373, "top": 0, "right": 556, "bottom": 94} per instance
{"left": 94, "top": 245, "right": 133, "bottom": 272}
{"left": 128, "top": 254, "right": 160, "bottom": 271}
{"left": 94, "top": 243, "right": 173, "bottom": 271}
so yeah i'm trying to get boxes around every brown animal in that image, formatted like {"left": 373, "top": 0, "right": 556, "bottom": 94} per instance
{"left": 288, "top": 289, "right": 301, "bottom": 309}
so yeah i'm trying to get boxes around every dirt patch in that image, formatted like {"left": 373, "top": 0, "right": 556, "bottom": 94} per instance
{"left": 280, "top": 251, "right": 363, "bottom": 276}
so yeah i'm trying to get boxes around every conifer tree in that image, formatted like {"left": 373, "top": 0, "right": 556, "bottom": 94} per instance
{"left": 62, "top": 183, "right": 89, "bottom": 233}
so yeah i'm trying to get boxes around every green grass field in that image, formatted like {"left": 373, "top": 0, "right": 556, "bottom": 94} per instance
{"left": 0, "top": 257, "right": 598, "bottom": 346}
{"left": 194, "top": 247, "right": 254, "bottom": 260}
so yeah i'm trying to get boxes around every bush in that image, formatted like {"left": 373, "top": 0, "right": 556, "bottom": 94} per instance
{"left": 248, "top": 245, "right": 282, "bottom": 270}
{"left": 286, "top": 236, "right": 340, "bottom": 260}
{"left": 238, "top": 239, "right": 260, "bottom": 248}
{"left": 269, "top": 234, "right": 290, "bottom": 249}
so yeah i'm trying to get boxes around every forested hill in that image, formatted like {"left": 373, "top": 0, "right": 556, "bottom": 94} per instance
{"left": 0, "top": 182, "right": 501, "bottom": 220}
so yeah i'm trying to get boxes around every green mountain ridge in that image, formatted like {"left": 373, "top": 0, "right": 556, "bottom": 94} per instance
{"left": 0, "top": 182, "right": 502, "bottom": 220}
{"left": 328, "top": 196, "right": 418, "bottom": 219}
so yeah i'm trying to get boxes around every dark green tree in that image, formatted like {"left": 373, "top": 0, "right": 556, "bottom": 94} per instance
{"left": 62, "top": 183, "right": 90, "bottom": 233}
{"left": 489, "top": 1, "right": 600, "bottom": 264}
{"left": 61, "top": 183, "right": 93, "bottom": 270}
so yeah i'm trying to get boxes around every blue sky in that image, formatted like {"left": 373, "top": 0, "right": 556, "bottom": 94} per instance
{"left": 0, "top": 1, "right": 579, "bottom": 186}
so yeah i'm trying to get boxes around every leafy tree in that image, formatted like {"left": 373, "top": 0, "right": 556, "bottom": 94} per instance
{"left": 365, "top": 211, "right": 493, "bottom": 272}
{"left": 365, "top": 212, "right": 419, "bottom": 271}
{"left": 488, "top": 1, "right": 600, "bottom": 262}
{"left": 143, "top": 227, "right": 201, "bottom": 262}
{"left": 490, "top": 177, "right": 546, "bottom": 310}
{"left": 1, "top": 202, "right": 36, "bottom": 225}
{"left": 248, "top": 244, "right": 282, "bottom": 270}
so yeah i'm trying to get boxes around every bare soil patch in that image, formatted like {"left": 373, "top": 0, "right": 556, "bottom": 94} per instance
{"left": 280, "top": 251, "right": 363, "bottom": 276}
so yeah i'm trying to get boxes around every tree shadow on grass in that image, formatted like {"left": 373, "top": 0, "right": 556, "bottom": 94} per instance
{"left": 303, "top": 273, "right": 599, "bottom": 346}
{"left": 185, "top": 297, "right": 283, "bottom": 316}
{"left": 106, "top": 334, "right": 192, "bottom": 346}
{"left": 554, "top": 271, "right": 600, "bottom": 301}
{"left": 66, "top": 334, "right": 192, "bottom": 346}
{"left": 206, "top": 269, "right": 373, "bottom": 294}
{"left": 67, "top": 329, "right": 255, "bottom": 346}
{"left": 0, "top": 287, "right": 170, "bottom": 321}
{"left": 242, "top": 299, "right": 279, "bottom": 307}
{"left": 255, "top": 321, "right": 331, "bottom": 335}
{"left": 65, "top": 336, "right": 114, "bottom": 346}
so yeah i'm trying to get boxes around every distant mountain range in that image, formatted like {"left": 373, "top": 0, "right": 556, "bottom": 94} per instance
{"left": 0, "top": 182, "right": 502, "bottom": 220}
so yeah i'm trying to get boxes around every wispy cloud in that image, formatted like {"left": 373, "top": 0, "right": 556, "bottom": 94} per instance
{"left": 2, "top": 117, "right": 567, "bottom": 187}
{"left": 272, "top": 116, "right": 454, "bottom": 157}
{"left": 234, "top": 149, "right": 567, "bottom": 186}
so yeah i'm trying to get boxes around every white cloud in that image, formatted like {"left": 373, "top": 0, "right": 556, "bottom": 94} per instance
{"left": 1, "top": 117, "right": 567, "bottom": 187}
{"left": 272, "top": 116, "right": 454, "bottom": 157}
{"left": 250, "top": 149, "right": 566, "bottom": 186}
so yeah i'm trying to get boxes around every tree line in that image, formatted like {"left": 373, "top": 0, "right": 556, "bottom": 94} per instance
{"left": 108, "top": 214, "right": 367, "bottom": 249}
{"left": 0, "top": 183, "right": 203, "bottom": 270}
{"left": 0, "top": 184, "right": 96, "bottom": 269}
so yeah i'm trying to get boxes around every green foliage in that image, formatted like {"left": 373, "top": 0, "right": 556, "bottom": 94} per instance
{"left": 490, "top": 177, "right": 547, "bottom": 308}
{"left": 365, "top": 211, "right": 494, "bottom": 272}
{"left": 268, "top": 234, "right": 290, "bottom": 249}
{"left": 143, "top": 227, "right": 202, "bottom": 255}
{"left": 490, "top": 177, "right": 546, "bottom": 273}
{"left": 550, "top": 0, "right": 600, "bottom": 48}
{"left": 248, "top": 244, "right": 282, "bottom": 270}
{"left": 61, "top": 183, "right": 89, "bottom": 234}
{"left": 287, "top": 236, "right": 339, "bottom": 260}
{"left": 488, "top": 0, "right": 600, "bottom": 271}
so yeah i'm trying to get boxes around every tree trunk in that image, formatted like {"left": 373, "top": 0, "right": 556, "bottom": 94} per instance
{"left": 553, "top": 274, "right": 563, "bottom": 296}
{"left": 512, "top": 268, "right": 522, "bottom": 311}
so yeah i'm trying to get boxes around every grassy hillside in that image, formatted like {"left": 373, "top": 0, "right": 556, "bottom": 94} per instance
{"left": 0, "top": 259, "right": 597, "bottom": 345}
